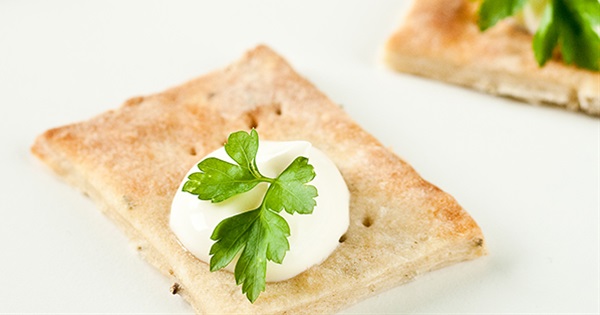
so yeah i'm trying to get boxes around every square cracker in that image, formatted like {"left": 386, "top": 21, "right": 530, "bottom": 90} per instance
{"left": 385, "top": 0, "right": 600, "bottom": 116}
{"left": 32, "top": 45, "right": 485, "bottom": 314}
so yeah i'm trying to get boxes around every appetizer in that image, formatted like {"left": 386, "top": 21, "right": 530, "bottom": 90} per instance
{"left": 385, "top": 0, "right": 600, "bottom": 116}
{"left": 32, "top": 45, "right": 485, "bottom": 313}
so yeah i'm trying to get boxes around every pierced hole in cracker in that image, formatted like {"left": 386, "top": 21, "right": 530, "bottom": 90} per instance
{"left": 189, "top": 147, "right": 197, "bottom": 156}
{"left": 248, "top": 116, "right": 259, "bottom": 129}
{"left": 362, "top": 216, "right": 373, "bottom": 228}
{"left": 474, "top": 238, "right": 484, "bottom": 247}
{"left": 170, "top": 283, "right": 181, "bottom": 295}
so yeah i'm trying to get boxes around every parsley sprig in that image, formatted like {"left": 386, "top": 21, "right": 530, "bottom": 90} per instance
{"left": 182, "top": 129, "right": 318, "bottom": 302}
{"left": 478, "top": 0, "right": 600, "bottom": 71}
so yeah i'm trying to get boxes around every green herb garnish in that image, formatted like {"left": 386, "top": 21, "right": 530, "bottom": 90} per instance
{"left": 182, "top": 129, "right": 318, "bottom": 303}
{"left": 478, "top": 0, "right": 600, "bottom": 71}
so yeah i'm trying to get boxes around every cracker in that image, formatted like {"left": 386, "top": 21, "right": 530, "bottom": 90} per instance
{"left": 32, "top": 45, "right": 486, "bottom": 314}
{"left": 385, "top": 0, "right": 600, "bottom": 116}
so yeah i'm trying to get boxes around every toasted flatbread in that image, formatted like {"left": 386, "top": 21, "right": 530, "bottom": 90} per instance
{"left": 385, "top": 0, "right": 600, "bottom": 116}
{"left": 31, "top": 45, "right": 486, "bottom": 314}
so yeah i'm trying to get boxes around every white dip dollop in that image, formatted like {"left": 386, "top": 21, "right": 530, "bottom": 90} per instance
{"left": 515, "top": 0, "right": 548, "bottom": 34}
{"left": 170, "top": 140, "right": 350, "bottom": 282}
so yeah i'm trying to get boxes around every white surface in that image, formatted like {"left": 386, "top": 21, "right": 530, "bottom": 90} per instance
{"left": 0, "top": 0, "right": 598, "bottom": 313}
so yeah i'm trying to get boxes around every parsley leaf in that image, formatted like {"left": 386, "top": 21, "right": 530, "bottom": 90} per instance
{"left": 478, "top": 0, "right": 528, "bottom": 31}
{"left": 210, "top": 208, "right": 290, "bottom": 303}
{"left": 479, "top": 0, "right": 600, "bottom": 71}
{"left": 224, "top": 129, "right": 262, "bottom": 177}
{"left": 182, "top": 130, "right": 263, "bottom": 202}
{"left": 265, "top": 156, "right": 318, "bottom": 215}
{"left": 182, "top": 157, "right": 260, "bottom": 202}
{"left": 532, "top": 1, "right": 559, "bottom": 67}
{"left": 183, "top": 130, "right": 317, "bottom": 303}
{"left": 550, "top": 0, "right": 600, "bottom": 70}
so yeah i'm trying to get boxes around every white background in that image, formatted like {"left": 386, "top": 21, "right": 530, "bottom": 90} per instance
{"left": 1, "top": 0, "right": 598, "bottom": 313}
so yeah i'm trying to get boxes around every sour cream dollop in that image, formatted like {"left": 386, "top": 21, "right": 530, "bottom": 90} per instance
{"left": 170, "top": 140, "right": 350, "bottom": 282}
{"left": 515, "top": 0, "right": 548, "bottom": 34}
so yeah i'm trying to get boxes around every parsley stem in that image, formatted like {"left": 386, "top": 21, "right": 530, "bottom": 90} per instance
{"left": 259, "top": 177, "right": 275, "bottom": 184}
{"left": 249, "top": 160, "right": 263, "bottom": 179}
